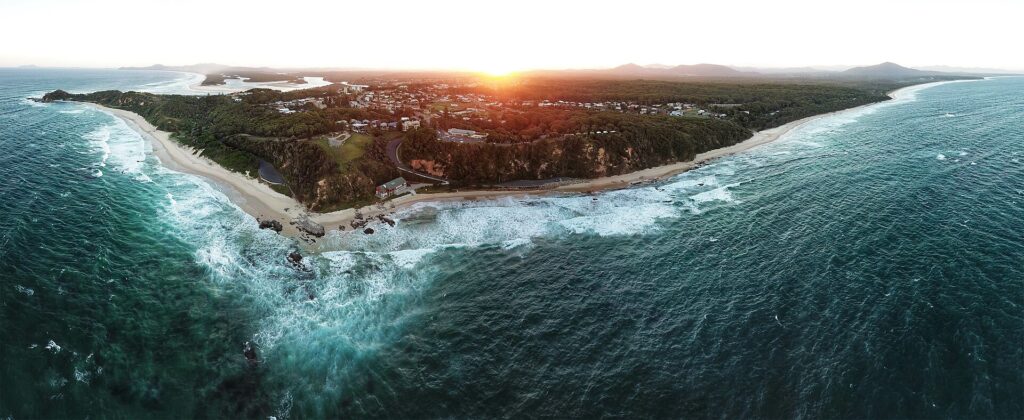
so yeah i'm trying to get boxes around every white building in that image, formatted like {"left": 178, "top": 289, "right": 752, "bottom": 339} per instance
{"left": 447, "top": 128, "right": 488, "bottom": 139}
{"left": 402, "top": 120, "right": 421, "bottom": 131}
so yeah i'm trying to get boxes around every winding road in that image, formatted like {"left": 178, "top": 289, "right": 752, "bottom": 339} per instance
{"left": 385, "top": 138, "right": 448, "bottom": 184}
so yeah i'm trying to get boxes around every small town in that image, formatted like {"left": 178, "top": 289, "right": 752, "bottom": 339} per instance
{"left": 264, "top": 80, "right": 737, "bottom": 140}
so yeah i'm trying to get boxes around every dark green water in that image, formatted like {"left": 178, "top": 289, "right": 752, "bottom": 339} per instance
{"left": 1, "top": 69, "right": 1022, "bottom": 418}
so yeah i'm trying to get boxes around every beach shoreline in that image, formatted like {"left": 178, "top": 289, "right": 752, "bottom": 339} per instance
{"left": 90, "top": 82, "right": 937, "bottom": 246}
{"left": 87, "top": 104, "right": 312, "bottom": 238}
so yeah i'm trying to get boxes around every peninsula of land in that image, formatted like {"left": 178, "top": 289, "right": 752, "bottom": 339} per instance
{"left": 90, "top": 84, "right": 912, "bottom": 241}
{"left": 41, "top": 66, "right": 970, "bottom": 242}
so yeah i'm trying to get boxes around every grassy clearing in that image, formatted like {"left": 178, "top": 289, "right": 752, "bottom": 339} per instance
{"left": 315, "top": 133, "right": 373, "bottom": 171}
{"left": 269, "top": 184, "right": 292, "bottom": 196}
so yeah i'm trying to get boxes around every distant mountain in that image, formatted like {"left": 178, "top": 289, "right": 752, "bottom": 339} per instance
{"left": 669, "top": 63, "right": 745, "bottom": 77}
{"left": 610, "top": 63, "right": 650, "bottom": 73}
{"left": 603, "top": 63, "right": 753, "bottom": 78}
{"left": 841, "top": 62, "right": 931, "bottom": 78}
{"left": 119, "top": 63, "right": 276, "bottom": 75}
{"left": 918, "top": 65, "right": 1023, "bottom": 75}
{"left": 732, "top": 65, "right": 829, "bottom": 74}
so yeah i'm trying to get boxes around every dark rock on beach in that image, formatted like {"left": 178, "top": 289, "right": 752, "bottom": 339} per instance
{"left": 258, "top": 218, "right": 283, "bottom": 232}
{"left": 286, "top": 250, "right": 312, "bottom": 272}
{"left": 294, "top": 215, "right": 325, "bottom": 237}
{"left": 363, "top": 227, "right": 375, "bottom": 235}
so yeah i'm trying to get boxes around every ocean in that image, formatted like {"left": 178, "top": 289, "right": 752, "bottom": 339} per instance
{"left": 0, "top": 69, "right": 1021, "bottom": 418}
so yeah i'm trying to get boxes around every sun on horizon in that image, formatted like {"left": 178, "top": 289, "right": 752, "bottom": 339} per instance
{"left": 474, "top": 61, "right": 522, "bottom": 77}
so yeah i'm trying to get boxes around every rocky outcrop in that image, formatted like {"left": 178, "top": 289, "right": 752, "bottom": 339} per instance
{"left": 258, "top": 218, "right": 283, "bottom": 232}
{"left": 292, "top": 215, "right": 325, "bottom": 237}
{"left": 243, "top": 341, "right": 258, "bottom": 366}
{"left": 40, "top": 90, "right": 72, "bottom": 103}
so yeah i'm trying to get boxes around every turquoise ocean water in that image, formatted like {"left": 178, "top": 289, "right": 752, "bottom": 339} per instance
{"left": 0, "top": 69, "right": 1022, "bottom": 418}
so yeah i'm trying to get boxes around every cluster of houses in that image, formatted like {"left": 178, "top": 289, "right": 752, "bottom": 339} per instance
{"left": 265, "top": 74, "right": 750, "bottom": 128}
{"left": 521, "top": 99, "right": 735, "bottom": 117}
{"left": 346, "top": 116, "right": 422, "bottom": 133}
{"left": 273, "top": 97, "right": 327, "bottom": 114}
{"left": 269, "top": 79, "right": 745, "bottom": 141}
{"left": 355, "top": 82, "right": 737, "bottom": 120}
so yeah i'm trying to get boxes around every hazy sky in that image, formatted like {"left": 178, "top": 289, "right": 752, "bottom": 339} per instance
{"left": 2, "top": 0, "right": 1022, "bottom": 73}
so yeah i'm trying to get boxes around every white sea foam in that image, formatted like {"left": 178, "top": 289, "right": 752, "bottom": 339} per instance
{"left": 84, "top": 115, "right": 151, "bottom": 176}
{"left": 15, "top": 285, "right": 34, "bottom": 296}
{"left": 21, "top": 97, "right": 47, "bottom": 107}
{"left": 501, "top": 237, "right": 534, "bottom": 250}
{"left": 661, "top": 175, "right": 719, "bottom": 191}
{"left": 388, "top": 248, "right": 436, "bottom": 269}
{"left": 81, "top": 119, "right": 147, "bottom": 178}
{"left": 937, "top": 154, "right": 947, "bottom": 161}
{"left": 689, "top": 183, "right": 738, "bottom": 205}
{"left": 73, "top": 367, "right": 91, "bottom": 384}
{"left": 105, "top": 120, "right": 147, "bottom": 175}
{"left": 45, "top": 340, "right": 62, "bottom": 353}
{"left": 555, "top": 194, "right": 676, "bottom": 236}
{"left": 138, "top": 72, "right": 207, "bottom": 95}
{"left": 161, "top": 175, "right": 235, "bottom": 222}
{"left": 83, "top": 125, "right": 111, "bottom": 167}
{"left": 196, "top": 239, "right": 237, "bottom": 279}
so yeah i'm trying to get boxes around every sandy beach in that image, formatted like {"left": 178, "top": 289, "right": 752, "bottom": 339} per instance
{"left": 184, "top": 76, "right": 334, "bottom": 94}
{"left": 92, "top": 84, "right": 925, "bottom": 244}
{"left": 89, "top": 104, "right": 311, "bottom": 237}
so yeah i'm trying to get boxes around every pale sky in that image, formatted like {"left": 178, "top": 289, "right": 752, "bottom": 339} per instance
{"left": 2, "top": 0, "right": 1022, "bottom": 73}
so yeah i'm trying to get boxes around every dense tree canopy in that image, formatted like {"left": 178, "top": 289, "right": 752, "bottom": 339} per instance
{"left": 403, "top": 113, "right": 751, "bottom": 184}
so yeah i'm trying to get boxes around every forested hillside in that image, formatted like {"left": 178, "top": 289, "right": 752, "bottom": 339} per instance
{"left": 402, "top": 113, "right": 751, "bottom": 183}
{"left": 474, "top": 79, "right": 894, "bottom": 130}
{"left": 41, "top": 88, "right": 396, "bottom": 210}
{"left": 39, "top": 74, "right": 925, "bottom": 210}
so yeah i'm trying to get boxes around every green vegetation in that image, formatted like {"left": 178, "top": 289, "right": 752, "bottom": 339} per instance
{"left": 403, "top": 112, "right": 751, "bottom": 184}
{"left": 340, "top": 133, "right": 373, "bottom": 163}
{"left": 38, "top": 74, "right": 943, "bottom": 209}
{"left": 228, "top": 71, "right": 306, "bottom": 84}
{"left": 476, "top": 79, "right": 896, "bottom": 130}
{"left": 315, "top": 133, "right": 373, "bottom": 169}
{"left": 200, "top": 74, "right": 230, "bottom": 86}
{"left": 270, "top": 184, "right": 291, "bottom": 196}
{"left": 41, "top": 88, "right": 398, "bottom": 211}
{"left": 201, "top": 71, "right": 308, "bottom": 86}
